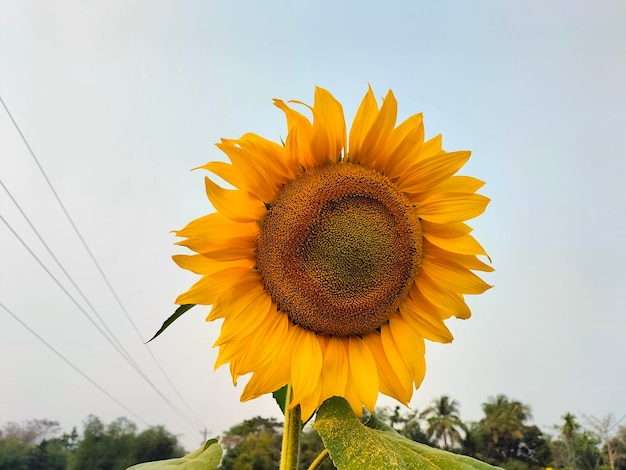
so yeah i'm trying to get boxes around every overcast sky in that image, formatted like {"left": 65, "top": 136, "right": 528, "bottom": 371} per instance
{"left": 1, "top": 0, "right": 625, "bottom": 451}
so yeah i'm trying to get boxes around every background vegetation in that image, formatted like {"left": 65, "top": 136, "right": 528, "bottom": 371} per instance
{"left": 1, "top": 394, "right": 624, "bottom": 470}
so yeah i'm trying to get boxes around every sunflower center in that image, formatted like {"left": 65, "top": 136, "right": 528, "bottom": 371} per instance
{"left": 256, "top": 163, "right": 422, "bottom": 336}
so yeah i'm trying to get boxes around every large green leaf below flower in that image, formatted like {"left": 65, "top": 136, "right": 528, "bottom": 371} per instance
{"left": 314, "top": 397, "right": 501, "bottom": 470}
{"left": 126, "top": 438, "right": 222, "bottom": 469}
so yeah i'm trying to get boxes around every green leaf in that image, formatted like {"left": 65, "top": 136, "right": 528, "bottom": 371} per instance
{"left": 147, "top": 304, "right": 195, "bottom": 343}
{"left": 272, "top": 385, "right": 289, "bottom": 415}
{"left": 314, "top": 397, "right": 501, "bottom": 470}
{"left": 126, "top": 438, "right": 222, "bottom": 469}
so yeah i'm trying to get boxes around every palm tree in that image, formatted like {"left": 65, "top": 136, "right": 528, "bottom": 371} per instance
{"left": 482, "top": 394, "right": 532, "bottom": 443}
{"left": 421, "top": 395, "right": 464, "bottom": 450}
{"left": 561, "top": 412, "right": 579, "bottom": 440}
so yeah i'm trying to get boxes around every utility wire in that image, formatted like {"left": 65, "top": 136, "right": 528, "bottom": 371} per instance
{"left": 0, "top": 210, "right": 200, "bottom": 429}
{"left": 0, "top": 300, "right": 151, "bottom": 427}
{"left": 0, "top": 94, "right": 202, "bottom": 427}
{"left": 1, "top": 177, "right": 141, "bottom": 372}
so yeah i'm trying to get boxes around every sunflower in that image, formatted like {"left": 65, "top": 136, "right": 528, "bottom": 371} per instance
{"left": 173, "top": 87, "right": 492, "bottom": 419}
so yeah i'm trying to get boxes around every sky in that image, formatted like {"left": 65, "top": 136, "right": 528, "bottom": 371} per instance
{"left": 1, "top": 0, "right": 625, "bottom": 452}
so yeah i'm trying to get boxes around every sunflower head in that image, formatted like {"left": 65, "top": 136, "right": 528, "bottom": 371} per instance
{"left": 174, "top": 86, "right": 492, "bottom": 419}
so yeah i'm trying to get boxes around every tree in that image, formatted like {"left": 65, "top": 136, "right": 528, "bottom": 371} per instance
{"left": 68, "top": 416, "right": 185, "bottom": 470}
{"left": 219, "top": 416, "right": 282, "bottom": 470}
{"left": 584, "top": 414, "right": 626, "bottom": 470}
{"left": 611, "top": 427, "right": 626, "bottom": 470}
{"left": 0, "top": 419, "right": 68, "bottom": 470}
{"left": 482, "top": 395, "right": 532, "bottom": 445}
{"left": 135, "top": 426, "right": 186, "bottom": 464}
{"left": 552, "top": 413, "right": 601, "bottom": 470}
{"left": 464, "top": 395, "right": 551, "bottom": 468}
{"left": 421, "top": 396, "right": 464, "bottom": 450}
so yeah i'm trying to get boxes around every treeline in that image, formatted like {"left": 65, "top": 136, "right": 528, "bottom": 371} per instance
{"left": 2, "top": 395, "right": 624, "bottom": 470}
{"left": 219, "top": 394, "right": 626, "bottom": 470}
{"left": 0, "top": 416, "right": 185, "bottom": 470}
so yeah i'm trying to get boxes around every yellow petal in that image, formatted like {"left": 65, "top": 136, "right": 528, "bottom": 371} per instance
{"left": 361, "top": 90, "right": 398, "bottom": 169}
{"left": 172, "top": 254, "right": 250, "bottom": 276}
{"left": 215, "top": 340, "right": 251, "bottom": 372}
{"left": 412, "top": 176, "right": 485, "bottom": 202}
{"left": 204, "top": 177, "right": 267, "bottom": 223}
{"left": 200, "top": 240, "right": 256, "bottom": 262}
{"left": 348, "top": 337, "right": 379, "bottom": 412}
{"left": 420, "top": 134, "right": 443, "bottom": 160}
{"left": 240, "top": 325, "right": 298, "bottom": 400}
{"left": 297, "top": 385, "right": 324, "bottom": 422}
{"left": 207, "top": 276, "right": 266, "bottom": 321}
{"left": 232, "top": 308, "right": 289, "bottom": 373}
{"left": 241, "top": 366, "right": 289, "bottom": 402}
{"left": 309, "top": 87, "right": 346, "bottom": 164}
{"left": 196, "top": 161, "right": 242, "bottom": 188}
{"left": 420, "top": 220, "right": 472, "bottom": 238}
{"left": 388, "top": 315, "right": 427, "bottom": 388}
{"left": 212, "top": 134, "right": 293, "bottom": 201}
{"left": 322, "top": 337, "right": 349, "bottom": 401}
{"left": 274, "top": 99, "right": 313, "bottom": 171}
{"left": 370, "top": 328, "right": 413, "bottom": 404}
{"left": 415, "top": 273, "right": 471, "bottom": 319}
{"left": 348, "top": 85, "right": 378, "bottom": 161}
{"left": 423, "top": 231, "right": 490, "bottom": 258}
{"left": 352, "top": 90, "right": 397, "bottom": 168}
{"left": 174, "top": 212, "right": 259, "bottom": 253}
{"left": 342, "top": 380, "right": 365, "bottom": 417}
{"left": 424, "top": 241, "right": 493, "bottom": 270}
{"left": 399, "top": 151, "right": 471, "bottom": 194}
{"left": 384, "top": 113, "right": 424, "bottom": 179}
{"left": 290, "top": 328, "right": 323, "bottom": 404}
{"left": 175, "top": 266, "right": 252, "bottom": 305}
{"left": 213, "top": 292, "right": 272, "bottom": 345}
{"left": 422, "top": 256, "right": 492, "bottom": 294}
{"left": 400, "top": 293, "right": 454, "bottom": 343}
{"left": 417, "top": 192, "right": 490, "bottom": 224}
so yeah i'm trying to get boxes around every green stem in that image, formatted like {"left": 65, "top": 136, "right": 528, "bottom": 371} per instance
{"left": 307, "top": 449, "right": 329, "bottom": 470}
{"left": 280, "top": 384, "right": 302, "bottom": 470}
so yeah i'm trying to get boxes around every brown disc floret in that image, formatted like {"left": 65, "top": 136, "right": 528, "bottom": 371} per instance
{"left": 256, "top": 163, "right": 422, "bottom": 336}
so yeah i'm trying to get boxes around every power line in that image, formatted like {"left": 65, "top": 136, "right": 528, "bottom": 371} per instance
{"left": 0, "top": 93, "right": 199, "bottom": 423}
{"left": 1, "top": 177, "right": 141, "bottom": 372}
{"left": 0, "top": 300, "right": 151, "bottom": 427}
{"left": 0, "top": 210, "right": 200, "bottom": 428}
{"left": 0, "top": 94, "right": 202, "bottom": 428}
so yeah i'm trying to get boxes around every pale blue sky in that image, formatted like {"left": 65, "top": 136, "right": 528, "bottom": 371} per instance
{"left": 1, "top": 0, "right": 625, "bottom": 450}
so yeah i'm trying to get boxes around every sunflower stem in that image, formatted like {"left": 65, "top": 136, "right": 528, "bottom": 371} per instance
{"left": 307, "top": 448, "right": 329, "bottom": 470}
{"left": 280, "top": 384, "right": 302, "bottom": 470}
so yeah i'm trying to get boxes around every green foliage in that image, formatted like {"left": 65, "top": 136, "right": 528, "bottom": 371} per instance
{"left": 135, "top": 426, "right": 187, "bottom": 464}
{"left": 551, "top": 413, "right": 602, "bottom": 470}
{"left": 462, "top": 395, "right": 552, "bottom": 468}
{"left": 67, "top": 416, "right": 185, "bottom": 470}
{"left": 0, "top": 419, "right": 71, "bottom": 470}
{"left": 422, "top": 396, "right": 464, "bottom": 450}
{"left": 219, "top": 417, "right": 282, "bottom": 470}
{"left": 0, "top": 417, "right": 185, "bottom": 470}
{"left": 0, "top": 436, "right": 31, "bottom": 470}
{"left": 273, "top": 385, "right": 289, "bottom": 415}
{"left": 68, "top": 416, "right": 136, "bottom": 470}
